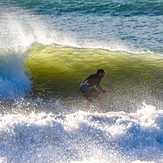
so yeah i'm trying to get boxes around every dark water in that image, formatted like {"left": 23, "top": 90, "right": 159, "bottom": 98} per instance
{"left": 2, "top": 0, "right": 163, "bottom": 16}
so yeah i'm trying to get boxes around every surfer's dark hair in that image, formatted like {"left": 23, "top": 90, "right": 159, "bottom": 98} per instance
{"left": 96, "top": 69, "right": 105, "bottom": 74}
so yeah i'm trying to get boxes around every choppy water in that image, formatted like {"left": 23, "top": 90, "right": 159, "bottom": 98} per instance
{"left": 0, "top": 100, "right": 163, "bottom": 163}
{"left": 1, "top": 0, "right": 163, "bottom": 52}
{"left": 0, "top": 0, "right": 163, "bottom": 162}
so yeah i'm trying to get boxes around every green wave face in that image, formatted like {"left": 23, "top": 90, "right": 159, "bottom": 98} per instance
{"left": 26, "top": 44, "right": 163, "bottom": 99}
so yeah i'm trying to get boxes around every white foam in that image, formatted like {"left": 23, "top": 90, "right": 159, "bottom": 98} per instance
{"left": 0, "top": 101, "right": 162, "bottom": 162}
{"left": 0, "top": 10, "right": 52, "bottom": 51}
{"left": 0, "top": 8, "right": 80, "bottom": 51}
{"left": 76, "top": 39, "right": 149, "bottom": 54}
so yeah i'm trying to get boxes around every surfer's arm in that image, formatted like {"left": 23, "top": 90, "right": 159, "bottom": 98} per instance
{"left": 98, "top": 86, "right": 106, "bottom": 93}
{"left": 96, "top": 82, "right": 106, "bottom": 93}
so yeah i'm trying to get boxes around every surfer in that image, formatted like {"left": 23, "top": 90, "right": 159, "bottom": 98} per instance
{"left": 80, "top": 69, "right": 106, "bottom": 101}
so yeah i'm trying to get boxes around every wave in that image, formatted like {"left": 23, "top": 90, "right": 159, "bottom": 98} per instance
{"left": 5, "top": 0, "right": 163, "bottom": 16}
{"left": 0, "top": 8, "right": 77, "bottom": 100}
{"left": 0, "top": 52, "right": 31, "bottom": 100}
{"left": 0, "top": 7, "right": 161, "bottom": 101}
{"left": 0, "top": 100, "right": 162, "bottom": 163}
{"left": 0, "top": 8, "right": 148, "bottom": 100}
{"left": 25, "top": 43, "right": 163, "bottom": 110}
{"left": 0, "top": 2, "right": 163, "bottom": 163}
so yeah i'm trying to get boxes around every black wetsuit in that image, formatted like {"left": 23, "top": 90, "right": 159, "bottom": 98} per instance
{"left": 80, "top": 73, "right": 103, "bottom": 93}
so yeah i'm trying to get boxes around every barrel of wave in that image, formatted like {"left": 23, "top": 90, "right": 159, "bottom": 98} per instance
{"left": 25, "top": 43, "right": 163, "bottom": 103}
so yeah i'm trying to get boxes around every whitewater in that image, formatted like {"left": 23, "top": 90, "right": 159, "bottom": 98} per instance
{"left": 0, "top": 1, "right": 163, "bottom": 163}
{"left": 0, "top": 100, "right": 163, "bottom": 163}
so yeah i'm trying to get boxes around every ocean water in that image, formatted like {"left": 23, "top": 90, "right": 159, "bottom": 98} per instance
{"left": 0, "top": 0, "right": 163, "bottom": 162}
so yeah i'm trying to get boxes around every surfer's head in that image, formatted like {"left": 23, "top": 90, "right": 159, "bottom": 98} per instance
{"left": 96, "top": 69, "right": 105, "bottom": 77}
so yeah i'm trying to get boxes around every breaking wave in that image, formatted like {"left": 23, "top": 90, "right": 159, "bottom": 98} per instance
{"left": 0, "top": 8, "right": 148, "bottom": 100}
{"left": 0, "top": 101, "right": 162, "bottom": 163}
{"left": 0, "top": 2, "right": 163, "bottom": 163}
{"left": 0, "top": 52, "right": 31, "bottom": 100}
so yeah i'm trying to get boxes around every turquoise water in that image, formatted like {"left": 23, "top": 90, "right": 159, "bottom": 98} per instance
{"left": 3, "top": 0, "right": 163, "bottom": 16}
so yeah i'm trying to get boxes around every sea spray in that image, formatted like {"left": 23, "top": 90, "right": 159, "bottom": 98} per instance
{"left": 0, "top": 100, "right": 162, "bottom": 162}
{"left": 0, "top": 52, "right": 31, "bottom": 100}
{"left": 0, "top": 7, "right": 145, "bottom": 53}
